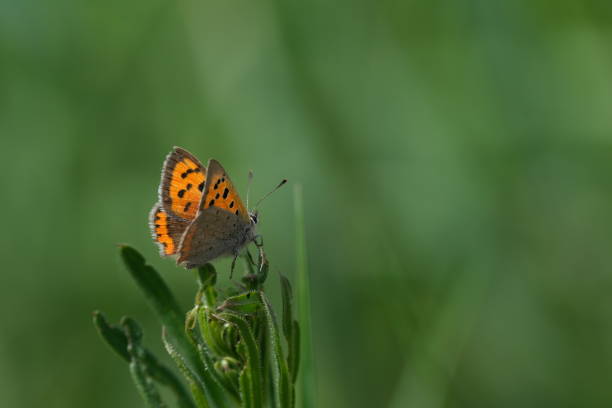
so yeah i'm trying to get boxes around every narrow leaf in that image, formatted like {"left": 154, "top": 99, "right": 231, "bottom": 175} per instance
{"left": 238, "top": 367, "right": 253, "bottom": 408}
{"left": 129, "top": 358, "right": 166, "bottom": 408}
{"left": 218, "top": 312, "right": 264, "bottom": 408}
{"left": 196, "top": 264, "right": 217, "bottom": 308}
{"left": 120, "top": 246, "right": 229, "bottom": 408}
{"left": 162, "top": 328, "right": 210, "bottom": 408}
{"left": 92, "top": 311, "right": 130, "bottom": 362}
{"left": 289, "top": 321, "right": 300, "bottom": 384}
{"left": 94, "top": 313, "right": 195, "bottom": 408}
{"left": 260, "top": 292, "right": 292, "bottom": 408}
{"left": 195, "top": 343, "right": 241, "bottom": 404}
{"left": 280, "top": 276, "right": 293, "bottom": 341}
{"left": 217, "top": 292, "right": 261, "bottom": 315}
{"left": 120, "top": 246, "right": 183, "bottom": 329}
{"left": 123, "top": 317, "right": 166, "bottom": 408}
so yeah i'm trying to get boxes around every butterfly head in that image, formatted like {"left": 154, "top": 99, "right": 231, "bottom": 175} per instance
{"left": 249, "top": 210, "right": 259, "bottom": 225}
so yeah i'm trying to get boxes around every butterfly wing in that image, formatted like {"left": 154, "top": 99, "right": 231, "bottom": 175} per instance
{"left": 176, "top": 159, "right": 253, "bottom": 268}
{"left": 159, "top": 147, "right": 207, "bottom": 220}
{"left": 197, "top": 159, "right": 250, "bottom": 222}
{"left": 149, "top": 203, "right": 191, "bottom": 256}
{"left": 176, "top": 206, "right": 249, "bottom": 268}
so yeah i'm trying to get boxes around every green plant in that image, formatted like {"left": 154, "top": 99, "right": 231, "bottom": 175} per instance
{"left": 93, "top": 245, "right": 300, "bottom": 408}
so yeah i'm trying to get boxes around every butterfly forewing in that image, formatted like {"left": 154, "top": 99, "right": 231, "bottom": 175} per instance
{"left": 198, "top": 159, "right": 250, "bottom": 222}
{"left": 160, "top": 147, "right": 206, "bottom": 220}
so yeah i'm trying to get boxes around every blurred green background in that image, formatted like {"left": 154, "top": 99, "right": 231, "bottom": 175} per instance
{"left": 2, "top": 0, "right": 612, "bottom": 407}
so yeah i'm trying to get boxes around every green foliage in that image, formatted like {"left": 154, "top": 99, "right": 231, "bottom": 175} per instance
{"left": 94, "top": 246, "right": 300, "bottom": 408}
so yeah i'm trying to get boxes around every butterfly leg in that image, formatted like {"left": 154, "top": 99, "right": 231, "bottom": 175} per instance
{"left": 245, "top": 248, "right": 257, "bottom": 268}
{"left": 253, "top": 235, "right": 266, "bottom": 272}
{"left": 230, "top": 253, "right": 239, "bottom": 280}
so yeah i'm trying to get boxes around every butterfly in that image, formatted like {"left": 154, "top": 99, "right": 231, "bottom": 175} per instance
{"left": 149, "top": 147, "right": 271, "bottom": 271}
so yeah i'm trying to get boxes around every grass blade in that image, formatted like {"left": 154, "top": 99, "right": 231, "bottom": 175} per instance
{"left": 293, "top": 184, "right": 314, "bottom": 407}
{"left": 260, "top": 291, "right": 292, "bottom": 408}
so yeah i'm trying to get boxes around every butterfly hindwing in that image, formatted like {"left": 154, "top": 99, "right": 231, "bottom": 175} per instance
{"left": 159, "top": 147, "right": 206, "bottom": 220}
{"left": 177, "top": 206, "right": 248, "bottom": 268}
{"left": 198, "top": 159, "right": 250, "bottom": 223}
{"left": 149, "top": 203, "right": 191, "bottom": 256}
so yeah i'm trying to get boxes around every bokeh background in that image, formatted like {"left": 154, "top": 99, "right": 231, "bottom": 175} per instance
{"left": 2, "top": 1, "right": 612, "bottom": 407}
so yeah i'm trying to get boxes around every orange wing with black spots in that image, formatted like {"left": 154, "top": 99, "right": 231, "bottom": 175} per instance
{"left": 199, "top": 159, "right": 250, "bottom": 222}
{"left": 160, "top": 147, "right": 206, "bottom": 220}
{"left": 149, "top": 203, "right": 191, "bottom": 256}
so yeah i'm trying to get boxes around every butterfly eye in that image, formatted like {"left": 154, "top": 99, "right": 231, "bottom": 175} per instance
{"left": 250, "top": 213, "right": 258, "bottom": 224}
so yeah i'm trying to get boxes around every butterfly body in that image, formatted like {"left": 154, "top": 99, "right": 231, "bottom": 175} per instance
{"left": 149, "top": 147, "right": 258, "bottom": 269}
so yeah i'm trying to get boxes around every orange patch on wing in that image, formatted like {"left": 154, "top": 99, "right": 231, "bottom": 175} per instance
{"left": 167, "top": 158, "right": 206, "bottom": 219}
{"left": 152, "top": 207, "right": 176, "bottom": 255}
{"left": 202, "top": 175, "right": 248, "bottom": 220}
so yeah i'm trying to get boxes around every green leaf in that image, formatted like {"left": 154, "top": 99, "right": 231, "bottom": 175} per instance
{"left": 238, "top": 367, "right": 253, "bottom": 408}
{"left": 289, "top": 321, "right": 300, "bottom": 385}
{"left": 119, "top": 246, "right": 230, "bottom": 408}
{"left": 213, "top": 357, "right": 241, "bottom": 397}
{"left": 279, "top": 275, "right": 299, "bottom": 385}
{"left": 163, "top": 328, "right": 210, "bottom": 408}
{"left": 217, "top": 312, "right": 264, "bottom": 408}
{"left": 120, "top": 246, "right": 193, "bottom": 359}
{"left": 122, "top": 317, "right": 166, "bottom": 408}
{"left": 280, "top": 276, "right": 293, "bottom": 341}
{"left": 130, "top": 358, "right": 167, "bottom": 408}
{"left": 217, "top": 292, "right": 261, "bottom": 315}
{"left": 293, "top": 184, "right": 315, "bottom": 407}
{"left": 260, "top": 291, "right": 293, "bottom": 408}
{"left": 196, "top": 264, "right": 218, "bottom": 308}
{"left": 120, "top": 246, "right": 183, "bottom": 325}
{"left": 195, "top": 342, "right": 241, "bottom": 404}
{"left": 198, "top": 307, "right": 236, "bottom": 359}
{"left": 92, "top": 311, "right": 130, "bottom": 362}
{"left": 93, "top": 313, "right": 195, "bottom": 408}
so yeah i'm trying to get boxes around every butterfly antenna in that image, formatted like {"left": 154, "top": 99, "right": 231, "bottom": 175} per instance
{"left": 246, "top": 170, "right": 254, "bottom": 209}
{"left": 254, "top": 179, "right": 287, "bottom": 210}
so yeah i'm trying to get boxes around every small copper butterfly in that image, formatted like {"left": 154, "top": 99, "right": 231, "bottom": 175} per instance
{"left": 149, "top": 147, "right": 284, "bottom": 271}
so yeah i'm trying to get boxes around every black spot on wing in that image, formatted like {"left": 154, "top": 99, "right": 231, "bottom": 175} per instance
{"left": 223, "top": 188, "right": 229, "bottom": 199}
{"left": 178, "top": 189, "right": 186, "bottom": 198}
{"left": 181, "top": 168, "right": 195, "bottom": 178}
